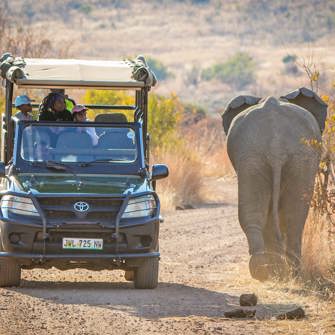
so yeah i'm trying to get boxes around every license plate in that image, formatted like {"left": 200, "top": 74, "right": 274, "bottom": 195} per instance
{"left": 62, "top": 238, "right": 103, "bottom": 250}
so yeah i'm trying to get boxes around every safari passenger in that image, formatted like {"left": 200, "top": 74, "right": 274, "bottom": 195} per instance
{"left": 14, "top": 95, "right": 33, "bottom": 121}
{"left": 72, "top": 104, "right": 99, "bottom": 146}
{"left": 39, "top": 92, "right": 73, "bottom": 121}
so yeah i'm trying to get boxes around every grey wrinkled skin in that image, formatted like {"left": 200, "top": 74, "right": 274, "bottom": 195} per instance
{"left": 224, "top": 95, "right": 323, "bottom": 281}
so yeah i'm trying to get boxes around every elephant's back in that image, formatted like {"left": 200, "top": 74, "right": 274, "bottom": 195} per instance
{"left": 227, "top": 96, "right": 321, "bottom": 166}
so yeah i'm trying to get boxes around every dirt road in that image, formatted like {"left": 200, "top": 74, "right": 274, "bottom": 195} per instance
{"left": 0, "top": 178, "right": 334, "bottom": 335}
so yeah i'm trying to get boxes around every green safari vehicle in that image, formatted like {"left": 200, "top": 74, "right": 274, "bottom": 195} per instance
{"left": 0, "top": 54, "right": 168, "bottom": 288}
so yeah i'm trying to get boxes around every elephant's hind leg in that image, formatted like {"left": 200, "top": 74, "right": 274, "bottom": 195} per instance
{"left": 281, "top": 156, "right": 318, "bottom": 274}
{"left": 237, "top": 164, "right": 272, "bottom": 281}
{"left": 262, "top": 211, "right": 289, "bottom": 280}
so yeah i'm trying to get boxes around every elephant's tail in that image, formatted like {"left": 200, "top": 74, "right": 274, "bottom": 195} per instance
{"left": 272, "top": 166, "right": 283, "bottom": 248}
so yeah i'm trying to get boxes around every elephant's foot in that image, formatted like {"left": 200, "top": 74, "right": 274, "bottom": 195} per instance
{"left": 249, "top": 253, "right": 270, "bottom": 281}
{"left": 249, "top": 253, "right": 289, "bottom": 282}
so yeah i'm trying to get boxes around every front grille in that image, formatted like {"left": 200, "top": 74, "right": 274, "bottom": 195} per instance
{"left": 36, "top": 197, "right": 123, "bottom": 225}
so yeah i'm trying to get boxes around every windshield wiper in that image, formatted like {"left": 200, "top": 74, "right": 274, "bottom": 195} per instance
{"left": 80, "top": 158, "right": 123, "bottom": 166}
{"left": 46, "top": 160, "right": 68, "bottom": 171}
{"left": 31, "top": 160, "right": 67, "bottom": 171}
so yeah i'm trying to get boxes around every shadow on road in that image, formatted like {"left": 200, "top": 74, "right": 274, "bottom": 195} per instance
{"left": 9, "top": 280, "right": 298, "bottom": 319}
{"left": 12, "top": 281, "right": 235, "bottom": 318}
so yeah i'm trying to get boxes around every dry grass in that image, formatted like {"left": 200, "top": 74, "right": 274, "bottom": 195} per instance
{"left": 183, "top": 117, "right": 234, "bottom": 178}
{"left": 153, "top": 116, "right": 233, "bottom": 211}
{"left": 300, "top": 97, "right": 335, "bottom": 290}
{"left": 0, "top": 4, "right": 72, "bottom": 58}
{"left": 153, "top": 149, "right": 203, "bottom": 211}
{"left": 302, "top": 212, "right": 335, "bottom": 283}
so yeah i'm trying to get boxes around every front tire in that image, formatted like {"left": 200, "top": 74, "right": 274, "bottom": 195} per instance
{"left": 0, "top": 259, "right": 21, "bottom": 287}
{"left": 124, "top": 270, "right": 134, "bottom": 281}
{"left": 134, "top": 257, "right": 159, "bottom": 289}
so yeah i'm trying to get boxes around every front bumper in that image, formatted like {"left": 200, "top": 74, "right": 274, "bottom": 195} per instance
{"left": 0, "top": 251, "right": 160, "bottom": 260}
{"left": 0, "top": 250, "right": 160, "bottom": 270}
{"left": 0, "top": 218, "right": 159, "bottom": 266}
{"left": 0, "top": 191, "right": 161, "bottom": 269}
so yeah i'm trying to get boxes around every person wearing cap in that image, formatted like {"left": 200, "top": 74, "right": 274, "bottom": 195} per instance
{"left": 72, "top": 104, "right": 99, "bottom": 146}
{"left": 14, "top": 95, "right": 33, "bottom": 121}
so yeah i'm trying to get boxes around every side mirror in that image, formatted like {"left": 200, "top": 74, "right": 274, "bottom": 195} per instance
{"left": 0, "top": 162, "right": 5, "bottom": 178}
{"left": 152, "top": 164, "right": 169, "bottom": 181}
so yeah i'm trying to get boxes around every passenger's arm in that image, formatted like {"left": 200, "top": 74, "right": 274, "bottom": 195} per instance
{"left": 87, "top": 128, "right": 99, "bottom": 146}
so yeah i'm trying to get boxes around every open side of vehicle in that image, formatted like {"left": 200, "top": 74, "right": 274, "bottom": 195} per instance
{"left": 0, "top": 55, "right": 168, "bottom": 288}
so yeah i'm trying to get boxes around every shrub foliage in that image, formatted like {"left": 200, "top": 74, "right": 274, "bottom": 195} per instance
{"left": 146, "top": 57, "right": 171, "bottom": 81}
{"left": 84, "top": 90, "right": 182, "bottom": 150}
{"left": 201, "top": 52, "right": 255, "bottom": 90}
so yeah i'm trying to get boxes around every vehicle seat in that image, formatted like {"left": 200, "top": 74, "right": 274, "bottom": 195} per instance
{"left": 96, "top": 130, "right": 136, "bottom": 161}
{"left": 55, "top": 131, "right": 93, "bottom": 162}
{"left": 98, "top": 130, "right": 134, "bottom": 148}
{"left": 94, "top": 113, "right": 127, "bottom": 123}
{"left": 21, "top": 128, "right": 52, "bottom": 161}
{"left": 95, "top": 113, "right": 128, "bottom": 136}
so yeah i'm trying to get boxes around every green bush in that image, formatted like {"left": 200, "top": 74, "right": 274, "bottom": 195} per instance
{"left": 182, "top": 103, "right": 206, "bottom": 126}
{"left": 201, "top": 52, "right": 256, "bottom": 90}
{"left": 68, "top": 2, "right": 92, "bottom": 15}
{"left": 148, "top": 93, "right": 182, "bottom": 148}
{"left": 185, "top": 65, "right": 200, "bottom": 86}
{"left": 282, "top": 54, "right": 299, "bottom": 75}
{"left": 282, "top": 54, "right": 297, "bottom": 64}
{"left": 146, "top": 57, "right": 171, "bottom": 81}
{"left": 78, "top": 4, "right": 92, "bottom": 15}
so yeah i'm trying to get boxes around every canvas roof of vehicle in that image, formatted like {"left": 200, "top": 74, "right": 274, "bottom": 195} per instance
{"left": 15, "top": 58, "right": 145, "bottom": 90}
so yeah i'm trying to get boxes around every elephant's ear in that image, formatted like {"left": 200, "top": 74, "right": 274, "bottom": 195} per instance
{"left": 222, "top": 95, "right": 261, "bottom": 135}
{"left": 282, "top": 87, "right": 328, "bottom": 133}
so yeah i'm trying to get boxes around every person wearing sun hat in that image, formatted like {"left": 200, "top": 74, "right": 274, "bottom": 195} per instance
{"left": 72, "top": 104, "right": 99, "bottom": 146}
{"left": 14, "top": 95, "right": 33, "bottom": 121}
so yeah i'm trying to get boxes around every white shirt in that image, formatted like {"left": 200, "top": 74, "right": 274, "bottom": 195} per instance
{"left": 15, "top": 111, "right": 33, "bottom": 121}
{"left": 85, "top": 127, "right": 99, "bottom": 146}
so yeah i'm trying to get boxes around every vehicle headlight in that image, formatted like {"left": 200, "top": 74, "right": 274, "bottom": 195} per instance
{"left": 121, "top": 195, "right": 156, "bottom": 219}
{"left": 1, "top": 195, "right": 39, "bottom": 217}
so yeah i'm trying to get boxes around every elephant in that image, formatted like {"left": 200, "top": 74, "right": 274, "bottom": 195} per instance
{"left": 222, "top": 87, "right": 328, "bottom": 281}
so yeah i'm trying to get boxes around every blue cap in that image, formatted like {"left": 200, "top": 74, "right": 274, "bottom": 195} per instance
{"left": 14, "top": 95, "right": 32, "bottom": 107}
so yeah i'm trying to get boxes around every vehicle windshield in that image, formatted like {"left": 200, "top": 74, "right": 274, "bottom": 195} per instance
{"left": 20, "top": 125, "right": 137, "bottom": 163}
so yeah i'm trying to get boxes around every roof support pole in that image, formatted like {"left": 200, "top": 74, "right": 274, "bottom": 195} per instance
{"left": 4, "top": 80, "right": 13, "bottom": 163}
{"left": 135, "top": 90, "right": 141, "bottom": 111}
{"left": 142, "top": 88, "right": 149, "bottom": 164}
{"left": 135, "top": 90, "right": 141, "bottom": 122}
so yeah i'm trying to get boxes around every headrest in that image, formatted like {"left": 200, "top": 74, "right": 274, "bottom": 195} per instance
{"left": 94, "top": 113, "right": 128, "bottom": 123}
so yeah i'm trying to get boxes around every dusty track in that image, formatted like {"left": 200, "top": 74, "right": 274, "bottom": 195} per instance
{"left": 0, "top": 178, "right": 334, "bottom": 335}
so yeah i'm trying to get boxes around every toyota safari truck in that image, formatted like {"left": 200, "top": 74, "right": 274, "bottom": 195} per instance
{"left": 0, "top": 54, "right": 168, "bottom": 288}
